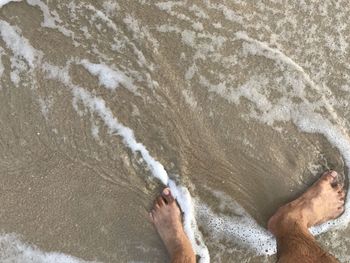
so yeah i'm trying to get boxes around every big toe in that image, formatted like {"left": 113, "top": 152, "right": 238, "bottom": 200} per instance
{"left": 322, "top": 170, "right": 337, "bottom": 182}
{"left": 162, "top": 188, "right": 175, "bottom": 204}
{"left": 321, "top": 170, "right": 344, "bottom": 187}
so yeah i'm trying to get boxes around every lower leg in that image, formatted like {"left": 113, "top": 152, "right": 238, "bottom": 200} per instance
{"left": 274, "top": 217, "right": 338, "bottom": 262}
{"left": 268, "top": 171, "right": 345, "bottom": 263}
{"left": 150, "top": 188, "right": 196, "bottom": 263}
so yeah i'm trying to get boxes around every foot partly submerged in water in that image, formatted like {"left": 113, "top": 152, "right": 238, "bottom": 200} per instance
{"left": 150, "top": 188, "right": 195, "bottom": 263}
{"left": 268, "top": 170, "right": 346, "bottom": 236}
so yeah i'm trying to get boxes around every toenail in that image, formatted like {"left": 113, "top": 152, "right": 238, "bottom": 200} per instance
{"left": 163, "top": 188, "right": 170, "bottom": 195}
{"left": 330, "top": 171, "right": 338, "bottom": 177}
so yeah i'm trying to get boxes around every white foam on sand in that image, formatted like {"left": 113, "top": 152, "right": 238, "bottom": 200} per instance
{"left": 0, "top": 233, "right": 93, "bottom": 263}
{"left": 2, "top": 2, "right": 349, "bottom": 258}
{"left": 194, "top": 189, "right": 277, "bottom": 255}
{"left": 0, "top": 20, "right": 37, "bottom": 67}
{"left": 80, "top": 59, "right": 135, "bottom": 92}
{"left": 102, "top": 0, "right": 120, "bottom": 16}
{"left": 0, "top": 19, "right": 42, "bottom": 85}
{"left": 42, "top": 62, "right": 210, "bottom": 263}
{"left": 73, "top": 85, "right": 169, "bottom": 184}
{"left": 0, "top": 1, "right": 73, "bottom": 38}
{"left": 85, "top": 4, "right": 118, "bottom": 32}
{"left": 197, "top": 202, "right": 276, "bottom": 255}
{"left": 26, "top": 0, "right": 74, "bottom": 38}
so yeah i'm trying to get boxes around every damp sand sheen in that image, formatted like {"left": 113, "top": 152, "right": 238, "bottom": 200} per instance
{"left": 1, "top": 0, "right": 350, "bottom": 262}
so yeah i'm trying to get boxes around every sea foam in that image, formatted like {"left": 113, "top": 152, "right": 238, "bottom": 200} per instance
{"left": 0, "top": 20, "right": 37, "bottom": 67}
{"left": 80, "top": 59, "right": 135, "bottom": 92}
{"left": 2, "top": 3, "right": 350, "bottom": 260}
{"left": 26, "top": 0, "right": 74, "bottom": 38}
{"left": 197, "top": 202, "right": 276, "bottom": 255}
{"left": 0, "top": 19, "right": 41, "bottom": 85}
{"left": 0, "top": 233, "right": 93, "bottom": 263}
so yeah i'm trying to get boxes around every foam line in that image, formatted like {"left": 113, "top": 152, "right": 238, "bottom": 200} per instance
{"left": 75, "top": 87, "right": 168, "bottom": 183}
{"left": 168, "top": 180, "right": 210, "bottom": 261}
{"left": 85, "top": 4, "right": 118, "bottom": 32}
{"left": 42, "top": 62, "right": 210, "bottom": 263}
{"left": 235, "top": 31, "right": 348, "bottom": 129}
{"left": 26, "top": 0, "right": 74, "bottom": 37}
{"left": 0, "top": 233, "right": 94, "bottom": 263}
{"left": 80, "top": 59, "right": 135, "bottom": 92}
{"left": 0, "top": 20, "right": 37, "bottom": 67}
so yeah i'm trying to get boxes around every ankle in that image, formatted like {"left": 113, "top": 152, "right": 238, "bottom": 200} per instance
{"left": 170, "top": 245, "right": 195, "bottom": 261}
{"left": 167, "top": 233, "right": 195, "bottom": 259}
{"left": 169, "top": 244, "right": 196, "bottom": 263}
{"left": 269, "top": 208, "right": 308, "bottom": 237}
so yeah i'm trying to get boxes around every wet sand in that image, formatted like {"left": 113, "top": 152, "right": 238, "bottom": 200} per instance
{"left": 1, "top": 0, "right": 350, "bottom": 262}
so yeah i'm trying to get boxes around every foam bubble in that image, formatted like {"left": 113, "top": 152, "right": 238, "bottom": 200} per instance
{"left": 102, "top": 0, "right": 120, "bottom": 16}
{"left": 86, "top": 4, "right": 118, "bottom": 32}
{"left": 155, "top": 1, "right": 183, "bottom": 12}
{"left": 80, "top": 59, "right": 135, "bottom": 92}
{"left": 26, "top": 0, "right": 74, "bottom": 38}
{"left": 182, "top": 89, "right": 198, "bottom": 108}
{"left": 0, "top": 19, "right": 42, "bottom": 85}
{"left": 188, "top": 4, "right": 209, "bottom": 19}
{"left": 91, "top": 123, "right": 100, "bottom": 140}
{"left": 0, "top": 20, "right": 37, "bottom": 67}
{"left": 197, "top": 202, "right": 276, "bottom": 255}
{"left": 181, "top": 30, "right": 196, "bottom": 47}
{"left": 192, "top": 22, "right": 204, "bottom": 31}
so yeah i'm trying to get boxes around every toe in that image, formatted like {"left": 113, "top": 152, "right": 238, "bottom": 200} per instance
{"left": 157, "top": 196, "right": 165, "bottom": 207}
{"left": 321, "top": 170, "right": 345, "bottom": 189}
{"left": 152, "top": 198, "right": 161, "bottom": 210}
{"left": 338, "top": 206, "right": 345, "bottom": 214}
{"left": 318, "top": 175, "right": 333, "bottom": 190}
{"left": 162, "top": 188, "right": 175, "bottom": 204}
{"left": 335, "top": 184, "right": 344, "bottom": 192}
{"left": 321, "top": 171, "right": 335, "bottom": 184}
{"left": 329, "top": 170, "right": 338, "bottom": 178}
{"left": 338, "top": 190, "right": 346, "bottom": 198}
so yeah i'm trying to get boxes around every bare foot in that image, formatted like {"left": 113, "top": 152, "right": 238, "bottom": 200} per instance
{"left": 268, "top": 170, "right": 346, "bottom": 236}
{"left": 150, "top": 188, "right": 195, "bottom": 263}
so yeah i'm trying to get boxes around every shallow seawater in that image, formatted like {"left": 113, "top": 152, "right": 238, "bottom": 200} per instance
{"left": 1, "top": 0, "right": 350, "bottom": 262}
